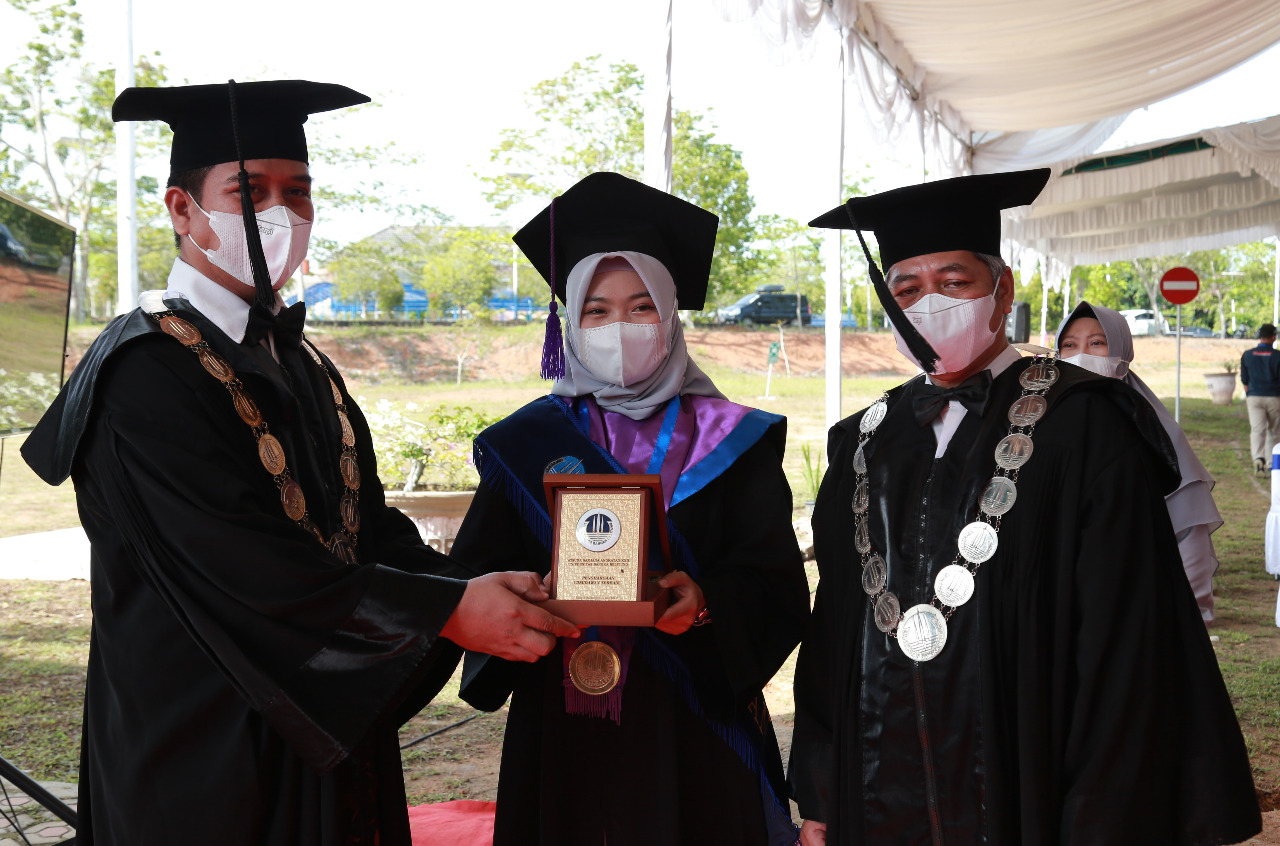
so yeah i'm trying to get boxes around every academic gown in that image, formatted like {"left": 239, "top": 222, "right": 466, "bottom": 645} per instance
{"left": 789, "top": 357, "right": 1261, "bottom": 846}
{"left": 450, "top": 399, "right": 809, "bottom": 846}
{"left": 21, "top": 298, "right": 469, "bottom": 846}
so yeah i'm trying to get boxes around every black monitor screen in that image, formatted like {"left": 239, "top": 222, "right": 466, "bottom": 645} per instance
{"left": 0, "top": 190, "right": 74, "bottom": 437}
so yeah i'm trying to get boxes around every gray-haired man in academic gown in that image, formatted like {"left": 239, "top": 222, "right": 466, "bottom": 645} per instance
{"left": 788, "top": 170, "right": 1260, "bottom": 846}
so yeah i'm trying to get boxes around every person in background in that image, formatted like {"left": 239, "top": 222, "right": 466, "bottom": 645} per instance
{"left": 1242, "top": 323, "right": 1280, "bottom": 474}
{"left": 1058, "top": 301, "right": 1222, "bottom": 624}
{"left": 451, "top": 172, "right": 809, "bottom": 846}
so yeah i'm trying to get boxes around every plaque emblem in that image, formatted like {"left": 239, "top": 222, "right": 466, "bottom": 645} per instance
{"left": 545, "top": 456, "right": 586, "bottom": 475}
{"left": 568, "top": 641, "right": 622, "bottom": 695}
{"left": 576, "top": 508, "right": 621, "bottom": 553}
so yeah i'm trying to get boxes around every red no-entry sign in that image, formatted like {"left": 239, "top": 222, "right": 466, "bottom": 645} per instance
{"left": 1160, "top": 267, "right": 1200, "bottom": 305}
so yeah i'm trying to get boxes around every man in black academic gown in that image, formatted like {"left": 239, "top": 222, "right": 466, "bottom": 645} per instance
{"left": 788, "top": 170, "right": 1261, "bottom": 846}
{"left": 21, "top": 80, "right": 576, "bottom": 846}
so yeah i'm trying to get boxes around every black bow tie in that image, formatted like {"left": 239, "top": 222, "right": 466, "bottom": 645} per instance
{"left": 912, "top": 371, "right": 993, "bottom": 426}
{"left": 243, "top": 301, "right": 306, "bottom": 350}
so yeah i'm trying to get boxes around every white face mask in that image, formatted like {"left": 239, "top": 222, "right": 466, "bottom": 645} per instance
{"left": 577, "top": 315, "right": 673, "bottom": 387}
{"left": 1062, "top": 352, "right": 1128, "bottom": 379}
{"left": 187, "top": 195, "right": 312, "bottom": 290}
{"left": 893, "top": 289, "right": 1001, "bottom": 375}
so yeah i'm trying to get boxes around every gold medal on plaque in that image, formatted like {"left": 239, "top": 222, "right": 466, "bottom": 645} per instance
{"left": 568, "top": 640, "right": 622, "bottom": 695}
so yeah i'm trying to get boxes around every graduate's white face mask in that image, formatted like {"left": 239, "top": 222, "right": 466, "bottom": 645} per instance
{"left": 1062, "top": 352, "right": 1129, "bottom": 379}
{"left": 893, "top": 288, "right": 1002, "bottom": 375}
{"left": 187, "top": 195, "right": 312, "bottom": 290}
{"left": 577, "top": 316, "right": 674, "bottom": 387}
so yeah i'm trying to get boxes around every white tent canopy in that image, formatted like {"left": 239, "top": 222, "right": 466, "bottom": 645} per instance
{"left": 1006, "top": 115, "right": 1280, "bottom": 268}
{"left": 719, "top": 0, "right": 1280, "bottom": 172}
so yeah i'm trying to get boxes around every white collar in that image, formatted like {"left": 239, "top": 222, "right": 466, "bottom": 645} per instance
{"left": 159, "top": 259, "right": 255, "bottom": 342}
{"left": 924, "top": 343, "right": 1023, "bottom": 386}
{"left": 157, "top": 259, "right": 283, "bottom": 343}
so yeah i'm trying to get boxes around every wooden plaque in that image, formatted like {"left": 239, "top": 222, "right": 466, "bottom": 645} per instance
{"left": 541, "top": 474, "right": 672, "bottom": 626}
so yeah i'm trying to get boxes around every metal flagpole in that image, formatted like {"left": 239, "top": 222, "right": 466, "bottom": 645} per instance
{"left": 115, "top": 0, "right": 137, "bottom": 314}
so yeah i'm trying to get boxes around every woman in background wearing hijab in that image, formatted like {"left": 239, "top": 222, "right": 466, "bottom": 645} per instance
{"left": 1058, "top": 301, "right": 1222, "bottom": 623}
{"left": 450, "top": 173, "right": 807, "bottom": 846}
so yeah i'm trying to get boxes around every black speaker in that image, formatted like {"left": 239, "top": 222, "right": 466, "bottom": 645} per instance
{"left": 1006, "top": 301, "right": 1031, "bottom": 343}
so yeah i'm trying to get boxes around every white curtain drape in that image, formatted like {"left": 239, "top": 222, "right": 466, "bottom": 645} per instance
{"left": 1005, "top": 116, "right": 1280, "bottom": 266}
{"left": 716, "top": 0, "right": 1280, "bottom": 175}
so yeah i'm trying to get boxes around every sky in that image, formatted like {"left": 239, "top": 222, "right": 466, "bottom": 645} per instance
{"left": 2, "top": 0, "right": 1279, "bottom": 248}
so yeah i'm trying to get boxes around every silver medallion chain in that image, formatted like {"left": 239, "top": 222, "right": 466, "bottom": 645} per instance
{"left": 851, "top": 355, "right": 1058, "bottom": 662}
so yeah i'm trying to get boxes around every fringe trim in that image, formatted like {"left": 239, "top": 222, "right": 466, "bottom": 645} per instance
{"left": 473, "top": 435, "right": 552, "bottom": 550}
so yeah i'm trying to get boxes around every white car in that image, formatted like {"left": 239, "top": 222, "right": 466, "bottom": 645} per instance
{"left": 1119, "top": 308, "right": 1164, "bottom": 337}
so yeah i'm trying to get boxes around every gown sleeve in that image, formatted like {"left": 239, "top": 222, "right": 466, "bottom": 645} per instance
{"left": 450, "top": 478, "right": 548, "bottom": 711}
{"left": 786, "top": 421, "right": 853, "bottom": 825}
{"left": 78, "top": 339, "right": 468, "bottom": 772}
{"left": 1055, "top": 419, "right": 1259, "bottom": 845}
{"left": 671, "top": 434, "right": 810, "bottom": 715}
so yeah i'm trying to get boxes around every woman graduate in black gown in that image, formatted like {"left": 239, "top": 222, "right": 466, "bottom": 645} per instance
{"left": 450, "top": 172, "right": 809, "bottom": 846}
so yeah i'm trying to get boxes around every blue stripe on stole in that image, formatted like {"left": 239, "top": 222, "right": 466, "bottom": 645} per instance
{"left": 670, "top": 408, "right": 784, "bottom": 508}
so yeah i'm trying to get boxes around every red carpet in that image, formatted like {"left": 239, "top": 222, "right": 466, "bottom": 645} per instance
{"left": 408, "top": 800, "right": 496, "bottom": 846}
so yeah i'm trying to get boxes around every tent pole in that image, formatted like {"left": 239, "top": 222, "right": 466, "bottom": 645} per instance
{"left": 1273, "top": 237, "right": 1279, "bottom": 328}
{"left": 824, "top": 33, "right": 846, "bottom": 431}
{"left": 1039, "top": 283, "right": 1049, "bottom": 347}
{"left": 115, "top": 0, "right": 137, "bottom": 315}
{"left": 643, "top": 0, "right": 673, "bottom": 193}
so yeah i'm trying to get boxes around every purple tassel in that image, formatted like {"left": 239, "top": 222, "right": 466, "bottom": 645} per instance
{"left": 541, "top": 298, "right": 565, "bottom": 380}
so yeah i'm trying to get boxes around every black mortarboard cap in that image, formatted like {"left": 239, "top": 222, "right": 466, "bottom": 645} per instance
{"left": 514, "top": 172, "right": 719, "bottom": 311}
{"left": 112, "top": 80, "right": 370, "bottom": 175}
{"left": 808, "top": 168, "right": 1050, "bottom": 373}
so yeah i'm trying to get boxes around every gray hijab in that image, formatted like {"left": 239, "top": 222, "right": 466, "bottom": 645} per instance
{"left": 550, "top": 251, "right": 725, "bottom": 420}
{"left": 1057, "top": 301, "right": 1222, "bottom": 534}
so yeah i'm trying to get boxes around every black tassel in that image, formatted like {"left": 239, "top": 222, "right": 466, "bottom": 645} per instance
{"left": 845, "top": 205, "right": 940, "bottom": 374}
{"left": 227, "top": 80, "right": 275, "bottom": 313}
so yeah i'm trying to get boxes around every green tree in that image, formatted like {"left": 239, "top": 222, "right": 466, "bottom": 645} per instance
{"left": 0, "top": 0, "right": 169, "bottom": 320}
{"left": 482, "top": 56, "right": 759, "bottom": 307}
{"left": 751, "top": 215, "right": 826, "bottom": 317}
{"left": 419, "top": 227, "right": 508, "bottom": 318}
{"left": 328, "top": 225, "right": 440, "bottom": 317}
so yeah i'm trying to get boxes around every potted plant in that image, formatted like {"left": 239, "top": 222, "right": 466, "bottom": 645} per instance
{"left": 1204, "top": 361, "right": 1238, "bottom": 406}
{"left": 362, "top": 399, "right": 500, "bottom": 552}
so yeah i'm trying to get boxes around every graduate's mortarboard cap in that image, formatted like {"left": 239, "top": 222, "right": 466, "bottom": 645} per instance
{"left": 516, "top": 172, "right": 719, "bottom": 380}
{"left": 111, "top": 80, "right": 370, "bottom": 175}
{"left": 515, "top": 172, "right": 719, "bottom": 310}
{"left": 808, "top": 168, "right": 1050, "bottom": 373}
